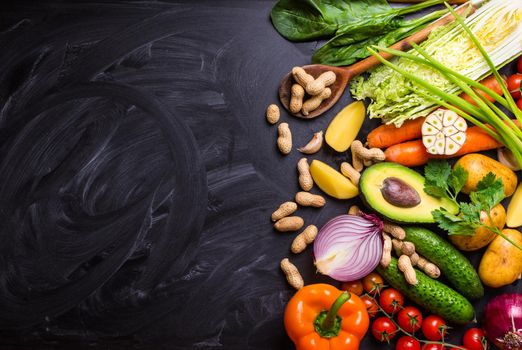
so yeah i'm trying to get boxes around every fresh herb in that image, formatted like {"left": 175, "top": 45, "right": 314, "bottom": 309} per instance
{"left": 423, "top": 160, "right": 521, "bottom": 251}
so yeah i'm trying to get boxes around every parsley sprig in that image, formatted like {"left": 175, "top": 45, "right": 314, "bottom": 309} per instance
{"left": 424, "top": 160, "right": 521, "bottom": 251}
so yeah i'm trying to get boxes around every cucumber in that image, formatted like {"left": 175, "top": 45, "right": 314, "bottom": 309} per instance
{"left": 377, "top": 258, "right": 474, "bottom": 325}
{"left": 404, "top": 227, "right": 483, "bottom": 300}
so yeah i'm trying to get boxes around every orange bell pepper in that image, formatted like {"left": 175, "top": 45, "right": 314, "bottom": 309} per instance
{"left": 284, "top": 284, "right": 369, "bottom": 350}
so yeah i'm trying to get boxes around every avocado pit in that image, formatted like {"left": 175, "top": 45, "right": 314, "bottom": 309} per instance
{"left": 380, "top": 177, "right": 421, "bottom": 208}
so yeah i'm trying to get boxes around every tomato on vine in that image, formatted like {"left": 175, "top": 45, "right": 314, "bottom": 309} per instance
{"left": 371, "top": 316, "right": 397, "bottom": 342}
{"left": 362, "top": 272, "right": 384, "bottom": 295}
{"left": 422, "top": 315, "right": 447, "bottom": 341}
{"left": 396, "top": 336, "right": 421, "bottom": 350}
{"left": 379, "top": 288, "right": 404, "bottom": 314}
{"left": 361, "top": 294, "right": 378, "bottom": 318}
{"left": 398, "top": 306, "right": 423, "bottom": 333}
{"left": 341, "top": 280, "right": 363, "bottom": 296}
{"left": 463, "top": 328, "right": 486, "bottom": 350}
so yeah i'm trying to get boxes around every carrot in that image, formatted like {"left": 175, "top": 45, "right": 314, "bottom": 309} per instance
{"left": 384, "top": 126, "right": 503, "bottom": 166}
{"left": 367, "top": 117, "right": 425, "bottom": 149}
{"left": 384, "top": 140, "right": 430, "bottom": 167}
{"left": 460, "top": 75, "right": 506, "bottom": 106}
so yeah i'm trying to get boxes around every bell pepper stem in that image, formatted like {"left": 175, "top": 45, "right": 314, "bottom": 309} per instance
{"left": 321, "top": 292, "right": 351, "bottom": 332}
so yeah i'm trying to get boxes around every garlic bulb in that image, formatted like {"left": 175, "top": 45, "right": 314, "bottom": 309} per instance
{"left": 422, "top": 109, "right": 467, "bottom": 155}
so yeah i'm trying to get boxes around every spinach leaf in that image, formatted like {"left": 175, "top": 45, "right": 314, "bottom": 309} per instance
{"left": 270, "top": 0, "right": 391, "bottom": 41}
{"left": 312, "top": 9, "right": 446, "bottom": 66}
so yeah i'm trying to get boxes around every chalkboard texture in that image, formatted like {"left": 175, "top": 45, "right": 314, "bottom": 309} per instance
{"left": 0, "top": 1, "right": 519, "bottom": 350}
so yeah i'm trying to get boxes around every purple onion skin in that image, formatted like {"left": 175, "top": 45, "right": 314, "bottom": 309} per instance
{"left": 483, "top": 294, "right": 522, "bottom": 350}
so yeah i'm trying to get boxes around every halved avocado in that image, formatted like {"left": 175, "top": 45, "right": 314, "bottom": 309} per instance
{"left": 359, "top": 162, "right": 459, "bottom": 224}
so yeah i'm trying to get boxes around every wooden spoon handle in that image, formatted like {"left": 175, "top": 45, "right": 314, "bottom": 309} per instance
{"left": 345, "top": 1, "right": 478, "bottom": 78}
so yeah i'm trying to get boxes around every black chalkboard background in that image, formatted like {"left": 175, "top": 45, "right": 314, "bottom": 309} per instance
{"left": 0, "top": 1, "right": 519, "bottom": 349}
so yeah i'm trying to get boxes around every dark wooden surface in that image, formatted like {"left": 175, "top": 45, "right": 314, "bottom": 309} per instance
{"left": 0, "top": 1, "right": 519, "bottom": 349}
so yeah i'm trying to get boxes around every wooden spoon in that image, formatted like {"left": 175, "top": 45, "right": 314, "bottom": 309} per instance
{"left": 279, "top": 0, "right": 482, "bottom": 119}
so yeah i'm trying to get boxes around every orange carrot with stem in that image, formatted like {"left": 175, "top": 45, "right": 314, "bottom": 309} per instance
{"left": 384, "top": 126, "right": 504, "bottom": 167}
{"left": 367, "top": 117, "right": 425, "bottom": 148}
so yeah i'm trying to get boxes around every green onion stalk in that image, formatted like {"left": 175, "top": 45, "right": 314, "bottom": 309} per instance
{"left": 368, "top": 3, "right": 522, "bottom": 168}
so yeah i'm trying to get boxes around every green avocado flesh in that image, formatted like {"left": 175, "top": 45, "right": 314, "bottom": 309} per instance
{"left": 359, "top": 162, "right": 459, "bottom": 224}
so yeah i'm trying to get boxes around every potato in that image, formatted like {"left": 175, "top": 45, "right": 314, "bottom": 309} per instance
{"left": 309, "top": 160, "right": 358, "bottom": 199}
{"left": 478, "top": 228, "right": 522, "bottom": 288}
{"left": 325, "top": 101, "right": 365, "bottom": 152}
{"left": 454, "top": 154, "right": 517, "bottom": 197}
{"left": 449, "top": 203, "right": 505, "bottom": 251}
{"left": 506, "top": 183, "right": 522, "bottom": 228}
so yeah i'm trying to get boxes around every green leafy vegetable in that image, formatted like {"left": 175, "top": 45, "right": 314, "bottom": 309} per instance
{"left": 423, "top": 160, "right": 466, "bottom": 203}
{"left": 270, "top": 0, "right": 391, "bottom": 42}
{"left": 312, "top": 9, "right": 446, "bottom": 66}
{"left": 270, "top": 0, "right": 446, "bottom": 64}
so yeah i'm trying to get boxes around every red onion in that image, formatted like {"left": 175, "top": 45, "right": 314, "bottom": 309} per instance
{"left": 483, "top": 294, "right": 522, "bottom": 350}
{"left": 313, "top": 214, "right": 383, "bottom": 282}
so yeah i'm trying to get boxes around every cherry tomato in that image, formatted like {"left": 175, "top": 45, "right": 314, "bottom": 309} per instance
{"left": 363, "top": 272, "right": 384, "bottom": 295}
{"left": 379, "top": 288, "right": 404, "bottom": 314}
{"left": 422, "top": 315, "right": 447, "bottom": 341}
{"left": 341, "top": 280, "right": 363, "bottom": 296}
{"left": 422, "top": 344, "right": 445, "bottom": 350}
{"left": 507, "top": 73, "right": 522, "bottom": 99}
{"left": 449, "top": 347, "right": 467, "bottom": 350}
{"left": 463, "top": 328, "right": 486, "bottom": 350}
{"left": 517, "top": 98, "right": 522, "bottom": 110}
{"left": 361, "top": 294, "right": 379, "bottom": 317}
{"left": 398, "top": 306, "right": 423, "bottom": 333}
{"left": 371, "top": 316, "right": 397, "bottom": 342}
{"left": 518, "top": 56, "right": 522, "bottom": 74}
{"left": 396, "top": 336, "right": 421, "bottom": 350}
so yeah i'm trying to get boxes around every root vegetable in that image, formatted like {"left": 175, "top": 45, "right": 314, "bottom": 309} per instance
{"left": 292, "top": 67, "right": 314, "bottom": 88}
{"left": 271, "top": 201, "right": 298, "bottom": 222}
{"left": 507, "top": 183, "right": 522, "bottom": 228}
{"left": 380, "top": 233, "right": 392, "bottom": 268}
{"left": 301, "top": 88, "right": 331, "bottom": 116}
{"left": 340, "top": 162, "right": 360, "bottom": 186}
{"left": 290, "top": 84, "right": 305, "bottom": 114}
{"left": 280, "top": 258, "right": 304, "bottom": 290}
{"left": 291, "top": 225, "right": 318, "bottom": 254}
{"left": 298, "top": 131, "right": 323, "bottom": 155}
{"left": 274, "top": 216, "right": 304, "bottom": 232}
{"left": 306, "top": 71, "right": 336, "bottom": 96}
{"left": 367, "top": 117, "right": 426, "bottom": 149}
{"left": 277, "top": 123, "right": 292, "bottom": 155}
{"left": 384, "top": 126, "right": 503, "bottom": 167}
{"left": 297, "top": 158, "right": 314, "bottom": 191}
{"left": 266, "top": 104, "right": 280, "bottom": 124}
{"left": 398, "top": 255, "right": 418, "bottom": 285}
{"left": 498, "top": 148, "right": 521, "bottom": 171}
{"left": 295, "top": 191, "right": 325, "bottom": 208}
{"left": 309, "top": 160, "right": 359, "bottom": 199}
{"left": 325, "top": 101, "right": 366, "bottom": 152}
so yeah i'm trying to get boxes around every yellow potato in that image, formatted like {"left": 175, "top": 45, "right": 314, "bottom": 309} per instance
{"left": 449, "top": 203, "right": 505, "bottom": 251}
{"left": 506, "top": 183, "right": 522, "bottom": 228}
{"left": 325, "top": 101, "right": 365, "bottom": 152}
{"left": 309, "top": 160, "right": 358, "bottom": 199}
{"left": 478, "top": 228, "right": 522, "bottom": 288}
{"left": 454, "top": 154, "right": 517, "bottom": 197}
